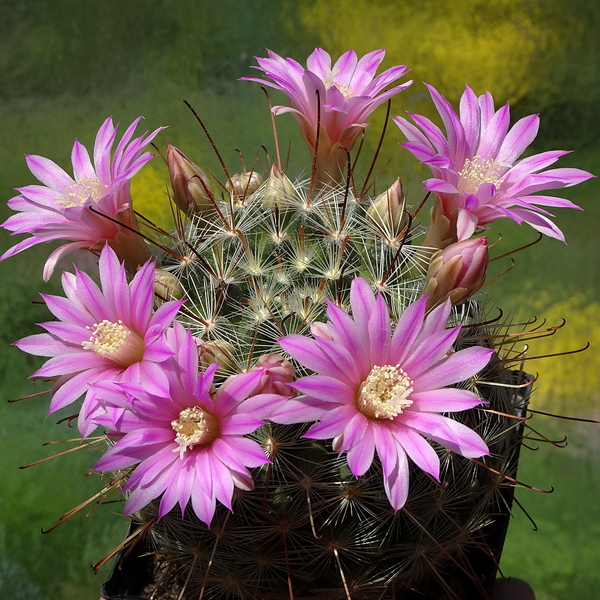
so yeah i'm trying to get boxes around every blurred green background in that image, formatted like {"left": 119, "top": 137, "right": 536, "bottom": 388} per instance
{"left": 0, "top": 1, "right": 599, "bottom": 599}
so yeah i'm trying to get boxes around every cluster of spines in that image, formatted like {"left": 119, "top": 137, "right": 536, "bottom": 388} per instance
{"left": 157, "top": 175, "right": 431, "bottom": 374}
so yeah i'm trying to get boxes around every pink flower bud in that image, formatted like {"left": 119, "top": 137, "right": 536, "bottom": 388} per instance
{"left": 422, "top": 237, "right": 488, "bottom": 311}
{"left": 250, "top": 354, "right": 296, "bottom": 397}
{"left": 167, "top": 143, "right": 214, "bottom": 215}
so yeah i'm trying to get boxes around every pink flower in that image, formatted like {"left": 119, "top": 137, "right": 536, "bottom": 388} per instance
{"left": 272, "top": 277, "right": 493, "bottom": 511}
{"left": 1, "top": 117, "right": 164, "bottom": 280}
{"left": 92, "top": 325, "right": 290, "bottom": 526}
{"left": 243, "top": 48, "right": 411, "bottom": 181}
{"left": 394, "top": 85, "right": 594, "bottom": 242}
{"left": 14, "top": 244, "right": 182, "bottom": 437}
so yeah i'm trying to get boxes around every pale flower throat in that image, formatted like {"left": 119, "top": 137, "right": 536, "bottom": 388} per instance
{"left": 62, "top": 177, "right": 108, "bottom": 208}
{"left": 458, "top": 156, "right": 503, "bottom": 195}
{"left": 358, "top": 364, "right": 414, "bottom": 420}
{"left": 171, "top": 407, "right": 219, "bottom": 458}
{"left": 81, "top": 319, "right": 145, "bottom": 368}
{"left": 323, "top": 77, "right": 355, "bottom": 100}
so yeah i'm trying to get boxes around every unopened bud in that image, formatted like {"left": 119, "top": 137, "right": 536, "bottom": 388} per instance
{"left": 198, "top": 340, "right": 236, "bottom": 375}
{"left": 154, "top": 269, "right": 185, "bottom": 308}
{"left": 262, "top": 164, "right": 295, "bottom": 210}
{"left": 366, "top": 178, "right": 406, "bottom": 232}
{"left": 226, "top": 171, "right": 264, "bottom": 203}
{"left": 250, "top": 354, "right": 296, "bottom": 396}
{"left": 422, "top": 196, "right": 456, "bottom": 252}
{"left": 422, "top": 237, "right": 488, "bottom": 311}
{"left": 167, "top": 143, "right": 213, "bottom": 215}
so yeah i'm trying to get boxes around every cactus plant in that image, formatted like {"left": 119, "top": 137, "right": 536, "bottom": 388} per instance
{"left": 96, "top": 171, "right": 531, "bottom": 600}
{"left": 2, "top": 48, "right": 594, "bottom": 600}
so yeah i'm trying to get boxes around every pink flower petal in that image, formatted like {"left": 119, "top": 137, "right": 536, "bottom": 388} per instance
{"left": 269, "top": 395, "right": 328, "bottom": 424}
{"left": 409, "top": 388, "right": 486, "bottom": 413}
{"left": 215, "top": 370, "right": 264, "bottom": 416}
{"left": 390, "top": 423, "right": 440, "bottom": 480}
{"left": 498, "top": 114, "right": 540, "bottom": 165}
{"left": 346, "top": 425, "right": 375, "bottom": 476}
{"left": 414, "top": 346, "right": 494, "bottom": 392}
{"left": 280, "top": 334, "right": 356, "bottom": 385}
{"left": 304, "top": 404, "right": 357, "bottom": 439}
{"left": 368, "top": 293, "right": 391, "bottom": 366}
{"left": 389, "top": 296, "right": 427, "bottom": 365}
{"left": 26, "top": 155, "right": 73, "bottom": 191}
{"left": 291, "top": 375, "right": 355, "bottom": 405}
{"left": 48, "top": 370, "right": 98, "bottom": 413}
{"left": 459, "top": 85, "right": 481, "bottom": 152}
{"left": 401, "top": 412, "right": 489, "bottom": 458}
{"left": 209, "top": 455, "right": 236, "bottom": 510}
{"left": 71, "top": 141, "right": 96, "bottom": 181}
{"left": 382, "top": 441, "right": 409, "bottom": 511}
{"left": 402, "top": 325, "right": 460, "bottom": 379}
{"left": 221, "top": 437, "right": 269, "bottom": 468}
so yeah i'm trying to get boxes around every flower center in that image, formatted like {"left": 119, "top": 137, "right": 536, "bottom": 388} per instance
{"left": 81, "top": 319, "right": 145, "bottom": 368}
{"left": 62, "top": 177, "right": 108, "bottom": 208}
{"left": 323, "top": 79, "right": 355, "bottom": 100}
{"left": 457, "top": 156, "right": 503, "bottom": 195}
{"left": 358, "top": 364, "right": 414, "bottom": 420}
{"left": 171, "top": 407, "right": 219, "bottom": 458}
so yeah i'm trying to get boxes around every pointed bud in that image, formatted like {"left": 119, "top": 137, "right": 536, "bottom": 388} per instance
{"left": 198, "top": 340, "right": 236, "bottom": 375}
{"left": 262, "top": 164, "right": 295, "bottom": 210}
{"left": 422, "top": 195, "right": 456, "bottom": 252}
{"left": 167, "top": 143, "right": 213, "bottom": 215}
{"left": 366, "top": 178, "right": 406, "bottom": 233}
{"left": 422, "top": 237, "right": 488, "bottom": 311}
{"left": 226, "top": 171, "right": 264, "bottom": 203}
{"left": 154, "top": 269, "right": 185, "bottom": 309}
{"left": 250, "top": 354, "right": 296, "bottom": 396}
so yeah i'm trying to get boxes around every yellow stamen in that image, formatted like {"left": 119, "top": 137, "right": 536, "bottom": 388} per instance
{"left": 458, "top": 156, "right": 503, "bottom": 195}
{"left": 62, "top": 177, "right": 108, "bottom": 208}
{"left": 358, "top": 364, "right": 414, "bottom": 420}
{"left": 81, "top": 319, "right": 144, "bottom": 367}
{"left": 323, "top": 79, "right": 355, "bottom": 100}
{"left": 171, "top": 407, "right": 219, "bottom": 458}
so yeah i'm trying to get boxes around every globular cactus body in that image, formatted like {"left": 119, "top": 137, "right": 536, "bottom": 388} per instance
{"left": 121, "top": 177, "right": 529, "bottom": 600}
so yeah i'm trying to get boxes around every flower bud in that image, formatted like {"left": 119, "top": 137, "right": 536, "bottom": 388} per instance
{"left": 198, "top": 340, "right": 236, "bottom": 375}
{"left": 154, "top": 269, "right": 185, "bottom": 309}
{"left": 226, "top": 171, "right": 264, "bottom": 203}
{"left": 422, "top": 196, "right": 456, "bottom": 252}
{"left": 366, "top": 178, "right": 406, "bottom": 233}
{"left": 167, "top": 143, "right": 214, "bottom": 216}
{"left": 250, "top": 353, "right": 296, "bottom": 397}
{"left": 262, "top": 164, "right": 295, "bottom": 210}
{"left": 422, "top": 237, "right": 488, "bottom": 311}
